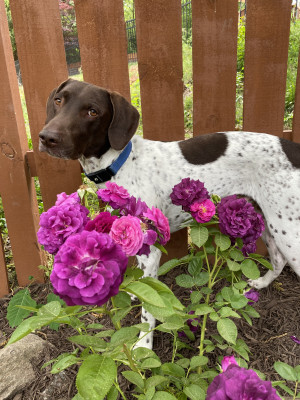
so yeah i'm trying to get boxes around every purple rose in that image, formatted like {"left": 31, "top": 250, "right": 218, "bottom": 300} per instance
{"left": 190, "top": 199, "right": 216, "bottom": 223}
{"left": 207, "top": 364, "right": 280, "bottom": 400}
{"left": 242, "top": 242, "right": 257, "bottom": 256}
{"left": 55, "top": 192, "right": 80, "bottom": 206}
{"left": 84, "top": 212, "right": 118, "bottom": 234}
{"left": 50, "top": 230, "right": 128, "bottom": 306}
{"left": 221, "top": 356, "right": 238, "bottom": 372}
{"left": 143, "top": 207, "right": 170, "bottom": 246}
{"left": 217, "top": 195, "right": 265, "bottom": 247}
{"left": 137, "top": 229, "right": 158, "bottom": 257}
{"left": 97, "top": 182, "right": 130, "bottom": 209}
{"left": 37, "top": 202, "right": 89, "bottom": 254}
{"left": 170, "top": 178, "right": 210, "bottom": 212}
{"left": 178, "top": 311, "right": 200, "bottom": 337}
{"left": 120, "top": 196, "right": 149, "bottom": 218}
{"left": 110, "top": 215, "right": 144, "bottom": 256}
{"left": 244, "top": 288, "right": 260, "bottom": 304}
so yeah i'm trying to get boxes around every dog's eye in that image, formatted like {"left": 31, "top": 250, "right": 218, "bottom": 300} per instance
{"left": 54, "top": 98, "right": 61, "bottom": 106}
{"left": 88, "top": 109, "right": 98, "bottom": 117}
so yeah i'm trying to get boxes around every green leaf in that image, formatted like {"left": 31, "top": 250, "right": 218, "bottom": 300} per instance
{"left": 249, "top": 254, "right": 273, "bottom": 270}
{"left": 122, "top": 371, "right": 144, "bottom": 390}
{"left": 274, "top": 361, "right": 298, "bottom": 381}
{"left": 76, "top": 355, "right": 117, "bottom": 400}
{"left": 133, "top": 347, "right": 158, "bottom": 360}
{"left": 219, "top": 307, "right": 241, "bottom": 319}
{"left": 194, "top": 304, "right": 214, "bottom": 316}
{"left": 190, "top": 291, "right": 202, "bottom": 304}
{"left": 215, "top": 233, "right": 231, "bottom": 251}
{"left": 113, "top": 292, "right": 131, "bottom": 308}
{"left": 153, "top": 392, "right": 178, "bottom": 400}
{"left": 7, "top": 289, "right": 37, "bottom": 328}
{"left": 221, "top": 287, "right": 248, "bottom": 309}
{"left": 37, "top": 301, "right": 62, "bottom": 319}
{"left": 145, "top": 376, "right": 168, "bottom": 389}
{"left": 190, "top": 226, "right": 209, "bottom": 248}
{"left": 111, "top": 307, "right": 132, "bottom": 325}
{"left": 160, "top": 315, "right": 185, "bottom": 330}
{"left": 183, "top": 384, "right": 206, "bottom": 400}
{"left": 126, "top": 282, "right": 165, "bottom": 307}
{"left": 158, "top": 256, "right": 191, "bottom": 276}
{"left": 47, "top": 293, "right": 66, "bottom": 306}
{"left": 227, "top": 259, "right": 241, "bottom": 272}
{"left": 241, "top": 259, "right": 260, "bottom": 280}
{"left": 140, "top": 358, "right": 162, "bottom": 369}
{"left": 176, "top": 274, "right": 194, "bottom": 288}
{"left": 217, "top": 318, "right": 237, "bottom": 344}
{"left": 51, "top": 354, "right": 78, "bottom": 374}
{"left": 110, "top": 327, "right": 139, "bottom": 346}
{"left": 193, "top": 271, "right": 210, "bottom": 286}
{"left": 107, "top": 385, "right": 119, "bottom": 400}
{"left": 188, "top": 257, "right": 203, "bottom": 276}
{"left": 190, "top": 356, "right": 209, "bottom": 370}
{"left": 161, "top": 363, "right": 185, "bottom": 377}
{"left": 68, "top": 335, "right": 107, "bottom": 351}
{"left": 229, "top": 248, "right": 244, "bottom": 261}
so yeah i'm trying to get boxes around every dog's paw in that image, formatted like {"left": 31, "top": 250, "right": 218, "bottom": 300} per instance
{"left": 248, "top": 278, "right": 267, "bottom": 290}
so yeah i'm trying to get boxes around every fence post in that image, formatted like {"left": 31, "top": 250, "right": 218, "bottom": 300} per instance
{"left": 0, "top": 0, "right": 44, "bottom": 288}
{"left": 135, "top": 0, "right": 187, "bottom": 261}
{"left": 192, "top": 0, "right": 238, "bottom": 135}
{"left": 75, "top": 0, "right": 131, "bottom": 100}
{"left": 10, "top": 0, "right": 82, "bottom": 211}
{"left": 243, "top": 0, "right": 291, "bottom": 136}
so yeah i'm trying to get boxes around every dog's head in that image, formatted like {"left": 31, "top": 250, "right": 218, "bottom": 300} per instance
{"left": 39, "top": 79, "right": 139, "bottom": 159}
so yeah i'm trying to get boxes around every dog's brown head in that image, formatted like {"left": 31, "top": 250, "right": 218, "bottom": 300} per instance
{"left": 39, "top": 79, "right": 139, "bottom": 159}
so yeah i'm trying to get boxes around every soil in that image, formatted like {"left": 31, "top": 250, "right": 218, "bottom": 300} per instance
{"left": 0, "top": 265, "right": 300, "bottom": 400}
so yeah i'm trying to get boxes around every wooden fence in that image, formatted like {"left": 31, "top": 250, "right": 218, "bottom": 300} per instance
{"left": 0, "top": 0, "right": 299, "bottom": 297}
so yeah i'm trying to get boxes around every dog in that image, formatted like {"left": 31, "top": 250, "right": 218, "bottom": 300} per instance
{"left": 39, "top": 79, "right": 300, "bottom": 348}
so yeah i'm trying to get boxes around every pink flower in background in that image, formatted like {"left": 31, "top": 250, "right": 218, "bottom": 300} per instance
{"left": 84, "top": 212, "right": 118, "bottom": 234}
{"left": 97, "top": 182, "right": 130, "bottom": 209}
{"left": 221, "top": 356, "right": 238, "bottom": 372}
{"left": 110, "top": 215, "right": 144, "bottom": 256}
{"left": 50, "top": 230, "right": 127, "bottom": 306}
{"left": 190, "top": 199, "right": 216, "bottom": 223}
{"left": 143, "top": 206, "right": 170, "bottom": 246}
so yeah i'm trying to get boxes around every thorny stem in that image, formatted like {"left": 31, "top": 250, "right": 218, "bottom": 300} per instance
{"left": 110, "top": 297, "right": 121, "bottom": 330}
{"left": 122, "top": 343, "right": 140, "bottom": 374}
{"left": 114, "top": 381, "right": 128, "bottom": 400}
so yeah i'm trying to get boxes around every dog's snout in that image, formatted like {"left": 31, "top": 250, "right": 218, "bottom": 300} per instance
{"left": 39, "top": 130, "right": 60, "bottom": 148}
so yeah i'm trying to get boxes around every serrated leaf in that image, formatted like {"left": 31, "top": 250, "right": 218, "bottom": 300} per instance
{"left": 274, "top": 361, "right": 297, "bottom": 381}
{"left": 69, "top": 335, "right": 107, "bottom": 351}
{"left": 183, "top": 384, "right": 206, "bottom": 400}
{"left": 176, "top": 274, "right": 194, "bottom": 288}
{"left": 249, "top": 254, "right": 273, "bottom": 270}
{"left": 76, "top": 355, "right": 117, "bottom": 400}
{"left": 190, "top": 291, "right": 202, "bottom": 304}
{"left": 219, "top": 307, "right": 241, "bottom": 319}
{"left": 152, "top": 391, "right": 178, "bottom": 400}
{"left": 107, "top": 385, "right": 119, "bottom": 400}
{"left": 47, "top": 293, "right": 66, "bottom": 306}
{"left": 161, "top": 363, "right": 185, "bottom": 377}
{"left": 241, "top": 259, "right": 260, "bottom": 280}
{"left": 227, "top": 259, "right": 241, "bottom": 271}
{"left": 217, "top": 318, "right": 237, "bottom": 344}
{"left": 229, "top": 248, "right": 244, "bottom": 261}
{"left": 7, "top": 289, "right": 37, "bottom": 328}
{"left": 51, "top": 354, "right": 78, "bottom": 373}
{"left": 190, "top": 226, "right": 209, "bottom": 248}
{"left": 145, "top": 376, "right": 168, "bottom": 389}
{"left": 122, "top": 371, "right": 144, "bottom": 389}
{"left": 190, "top": 356, "right": 209, "bottom": 369}
{"left": 38, "top": 301, "right": 61, "bottom": 319}
{"left": 194, "top": 304, "right": 214, "bottom": 316}
{"left": 158, "top": 259, "right": 182, "bottom": 276}
{"left": 126, "top": 282, "right": 165, "bottom": 307}
{"left": 140, "top": 358, "right": 162, "bottom": 369}
{"left": 193, "top": 271, "right": 210, "bottom": 286}
{"left": 112, "top": 292, "right": 131, "bottom": 308}
{"left": 133, "top": 347, "right": 158, "bottom": 360}
{"left": 215, "top": 233, "right": 231, "bottom": 251}
{"left": 110, "top": 327, "right": 139, "bottom": 346}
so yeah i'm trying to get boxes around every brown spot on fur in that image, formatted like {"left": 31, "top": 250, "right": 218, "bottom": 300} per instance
{"left": 178, "top": 132, "right": 228, "bottom": 165}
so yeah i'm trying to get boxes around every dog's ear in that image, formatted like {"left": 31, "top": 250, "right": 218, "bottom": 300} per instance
{"left": 45, "top": 79, "right": 73, "bottom": 123}
{"left": 108, "top": 91, "right": 140, "bottom": 150}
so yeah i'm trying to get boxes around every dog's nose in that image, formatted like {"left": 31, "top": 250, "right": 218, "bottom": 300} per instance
{"left": 39, "top": 130, "right": 60, "bottom": 148}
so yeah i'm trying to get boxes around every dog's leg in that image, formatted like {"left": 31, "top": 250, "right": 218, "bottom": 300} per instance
{"left": 248, "top": 228, "right": 287, "bottom": 289}
{"left": 134, "top": 246, "right": 162, "bottom": 349}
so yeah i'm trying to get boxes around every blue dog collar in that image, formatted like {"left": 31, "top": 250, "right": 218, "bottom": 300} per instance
{"left": 84, "top": 141, "right": 132, "bottom": 184}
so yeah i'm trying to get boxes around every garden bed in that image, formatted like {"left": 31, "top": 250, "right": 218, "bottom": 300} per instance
{"left": 0, "top": 264, "right": 299, "bottom": 399}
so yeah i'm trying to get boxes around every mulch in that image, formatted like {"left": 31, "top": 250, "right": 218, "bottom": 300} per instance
{"left": 0, "top": 264, "right": 300, "bottom": 399}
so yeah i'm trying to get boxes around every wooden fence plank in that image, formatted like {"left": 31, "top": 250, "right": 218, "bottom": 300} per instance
{"left": 135, "top": 0, "right": 186, "bottom": 260}
{"left": 10, "top": 0, "right": 82, "bottom": 210}
{"left": 135, "top": 0, "right": 185, "bottom": 141}
{"left": 75, "top": 0, "right": 130, "bottom": 101}
{"left": 292, "top": 49, "right": 300, "bottom": 143}
{"left": 0, "top": 1, "right": 44, "bottom": 287}
{"left": 192, "top": 0, "right": 238, "bottom": 135}
{"left": 243, "top": 0, "right": 291, "bottom": 136}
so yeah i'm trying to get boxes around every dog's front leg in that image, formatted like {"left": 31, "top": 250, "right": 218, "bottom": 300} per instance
{"left": 135, "top": 246, "right": 162, "bottom": 349}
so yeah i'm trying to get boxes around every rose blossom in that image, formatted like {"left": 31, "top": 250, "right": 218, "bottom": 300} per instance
{"left": 170, "top": 178, "right": 210, "bottom": 211}
{"left": 97, "top": 182, "right": 130, "bottom": 209}
{"left": 50, "top": 230, "right": 128, "bottom": 306}
{"left": 120, "top": 196, "right": 148, "bottom": 218}
{"left": 221, "top": 356, "right": 238, "bottom": 372}
{"left": 110, "top": 215, "right": 144, "bottom": 256}
{"left": 143, "top": 206, "right": 170, "bottom": 246}
{"left": 84, "top": 212, "right": 118, "bottom": 234}
{"left": 207, "top": 361, "right": 280, "bottom": 400}
{"left": 190, "top": 199, "right": 216, "bottom": 223}
{"left": 55, "top": 192, "right": 80, "bottom": 206}
{"left": 37, "top": 202, "right": 89, "bottom": 254}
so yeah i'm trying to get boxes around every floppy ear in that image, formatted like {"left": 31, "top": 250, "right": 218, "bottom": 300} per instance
{"left": 45, "top": 79, "right": 73, "bottom": 123}
{"left": 108, "top": 91, "right": 140, "bottom": 150}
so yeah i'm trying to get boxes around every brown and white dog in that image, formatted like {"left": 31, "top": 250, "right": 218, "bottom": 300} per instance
{"left": 39, "top": 79, "right": 300, "bottom": 348}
